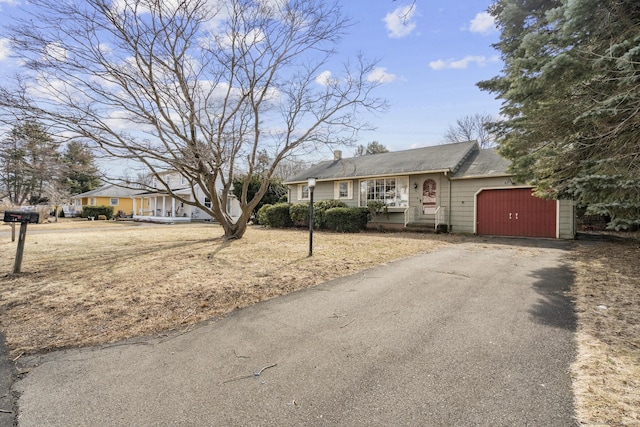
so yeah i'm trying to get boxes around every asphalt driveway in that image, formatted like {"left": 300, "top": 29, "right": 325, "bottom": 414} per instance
{"left": 12, "top": 238, "right": 576, "bottom": 426}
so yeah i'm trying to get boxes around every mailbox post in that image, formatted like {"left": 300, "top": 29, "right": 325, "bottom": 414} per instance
{"left": 3, "top": 211, "right": 40, "bottom": 274}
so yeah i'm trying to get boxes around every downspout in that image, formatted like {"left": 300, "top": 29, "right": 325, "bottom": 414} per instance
{"left": 447, "top": 171, "right": 452, "bottom": 232}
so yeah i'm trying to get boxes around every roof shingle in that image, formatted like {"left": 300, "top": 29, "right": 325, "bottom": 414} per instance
{"left": 286, "top": 141, "right": 480, "bottom": 183}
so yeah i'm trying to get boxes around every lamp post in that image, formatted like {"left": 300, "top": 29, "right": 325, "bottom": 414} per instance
{"left": 308, "top": 177, "right": 316, "bottom": 257}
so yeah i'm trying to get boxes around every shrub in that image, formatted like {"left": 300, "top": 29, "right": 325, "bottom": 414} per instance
{"left": 324, "top": 207, "right": 370, "bottom": 232}
{"left": 289, "top": 202, "right": 310, "bottom": 227}
{"left": 82, "top": 205, "right": 114, "bottom": 219}
{"left": 366, "top": 200, "right": 389, "bottom": 221}
{"left": 265, "top": 203, "right": 293, "bottom": 228}
{"left": 256, "top": 204, "right": 272, "bottom": 226}
{"left": 313, "top": 199, "right": 348, "bottom": 229}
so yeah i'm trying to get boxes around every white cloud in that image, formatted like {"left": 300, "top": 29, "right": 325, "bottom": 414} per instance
{"left": 469, "top": 12, "right": 497, "bottom": 35}
{"left": 0, "top": 38, "right": 11, "bottom": 62}
{"left": 27, "top": 75, "right": 82, "bottom": 104}
{"left": 44, "top": 42, "right": 68, "bottom": 62}
{"left": 315, "top": 70, "right": 334, "bottom": 86}
{"left": 429, "top": 55, "right": 499, "bottom": 70}
{"left": 383, "top": 5, "right": 417, "bottom": 39}
{"left": 366, "top": 67, "right": 397, "bottom": 84}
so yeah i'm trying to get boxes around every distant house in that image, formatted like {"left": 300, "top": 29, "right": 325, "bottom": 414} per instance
{"left": 71, "top": 171, "right": 241, "bottom": 223}
{"left": 285, "top": 141, "right": 575, "bottom": 239}
{"left": 131, "top": 170, "right": 241, "bottom": 223}
{"left": 71, "top": 184, "right": 141, "bottom": 217}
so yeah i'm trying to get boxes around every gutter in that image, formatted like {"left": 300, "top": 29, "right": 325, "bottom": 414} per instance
{"left": 284, "top": 169, "right": 453, "bottom": 185}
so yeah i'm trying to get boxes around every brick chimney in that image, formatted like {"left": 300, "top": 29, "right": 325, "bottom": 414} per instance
{"left": 334, "top": 150, "right": 342, "bottom": 160}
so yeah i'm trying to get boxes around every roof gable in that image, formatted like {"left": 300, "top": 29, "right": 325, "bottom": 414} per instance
{"left": 452, "top": 149, "right": 512, "bottom": 179}
{"left": 72, "top": 184, "right": 144, "bottom": 198}
{"left": 286, "top": 141, "right": 478, "bottom": 183}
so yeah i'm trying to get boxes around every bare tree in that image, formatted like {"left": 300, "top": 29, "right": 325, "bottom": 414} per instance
{"left": 1, "top": 0, "right": 387, "bottom": 239}
{"left": 44, "top": 180, "right": 71, "bottom": 223}
{"left": 443, "top": 113, "right": 496, "bottom": 149}
{"left": 354, "top": 140, "right": 389, "bottom": 156}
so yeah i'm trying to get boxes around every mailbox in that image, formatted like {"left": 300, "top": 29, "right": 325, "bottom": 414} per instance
{"left": 3, "top": 210, "right": 40, "bottom": 224}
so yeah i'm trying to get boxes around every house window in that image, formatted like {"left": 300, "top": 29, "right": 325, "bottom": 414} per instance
{"left": 334, "top": 181, "right": 352, "bottom": 199}
{"left": 204, "top": 197, "right": 212, "bottom": 209}
{"left": 298, "top": 184, "right": 310, "bottom": 200}
{"left": 110, "top": 198, "right": 119, "bottom": 206}
{"left": 359, "top": 177, "right": 409, "bottom": 207}
{"left": 90, "top": 197, "right": 95, "bottom": 206}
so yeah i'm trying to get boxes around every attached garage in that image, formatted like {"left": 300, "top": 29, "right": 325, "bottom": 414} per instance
{"left": 475, "top": 188, "right": 560, "bottom": 238}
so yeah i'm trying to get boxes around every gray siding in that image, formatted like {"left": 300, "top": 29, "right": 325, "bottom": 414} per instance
{"left": 449, "top": 177, "right": 512, "bottom": 233}
{"left": 288, "top": 180, "right": 359, "bottom": 207}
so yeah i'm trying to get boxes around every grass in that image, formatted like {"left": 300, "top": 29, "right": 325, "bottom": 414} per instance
{"left": 0, "top": 220, "right": 638, "bottom": 425}
{"left": 569, "top": 238, "right": 640, "bottom": 426}
{"left": 0, "top": 221, "right": 453, "bottom": 355}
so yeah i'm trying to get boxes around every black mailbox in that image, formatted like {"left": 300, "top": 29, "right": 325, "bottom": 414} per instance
{"left": 3, "top": 210, "right": 40, "bottom": 224}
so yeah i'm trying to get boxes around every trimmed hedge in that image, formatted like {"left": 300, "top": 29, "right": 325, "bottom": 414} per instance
{"left": 289, "top": 202, "right": 310, "bottom": 227}
{"left": 324, "top": 207, "right": 370, "bottom": 232}
{"left": 256, "top": 203, "right": 272, "bottom": 225}
{"left": 259, "top": 200, "right": 370, "bottom": 232}
{"left": 82, "top": 205, "right": 114, "bottom": 219}
{"left": 312, "top": 199, "right": 348, "bottom": 229}
{"left": 264, "top": 203, "right": 293, "bottom": 228}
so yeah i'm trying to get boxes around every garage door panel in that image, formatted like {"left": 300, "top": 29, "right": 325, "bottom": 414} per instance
{"left": 477, "top": 189, "right": 556, "bottom": 238}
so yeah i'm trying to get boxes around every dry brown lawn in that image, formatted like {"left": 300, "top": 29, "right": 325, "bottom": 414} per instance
{"left": 0, "top": 221, "right": 454, "bottom": 356}
{"left": 569, "top": 237, "right": 640, "bottom": 426}
{"left": 0, "top": 221, "right": 638, "bottom": 425}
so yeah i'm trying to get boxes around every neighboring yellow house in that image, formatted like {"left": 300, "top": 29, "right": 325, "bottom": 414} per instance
{"left": 71, "top": 184, "right": 142, "bottom": 216}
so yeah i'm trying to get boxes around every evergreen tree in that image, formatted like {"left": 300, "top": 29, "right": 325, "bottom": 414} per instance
{"left": 231, "top": 174, "right": 287, "bottom": 218}
{"left": 61, "top": 141, "right": 101, "bottom": 194}
{"left": 0, "top": 120, "right": 59, "bottom": 205}
{"left": 479, "top": 0, "right": 640, "bottom": 229}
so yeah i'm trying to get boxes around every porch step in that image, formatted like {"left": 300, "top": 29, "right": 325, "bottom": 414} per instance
{"left": 404, "top": 221, "right": 447, "bottom": 234}
{"left": 404, "top": 221, "right": 436, "bottom": 233}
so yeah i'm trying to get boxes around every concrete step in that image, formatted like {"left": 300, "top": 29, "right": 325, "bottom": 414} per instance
{"left": 404, "top": 222, "right": 447, "bottom": 233}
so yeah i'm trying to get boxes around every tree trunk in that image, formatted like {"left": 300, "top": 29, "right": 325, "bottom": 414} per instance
{"left": 220, "top": 214, "right": 249, "bottom": 240}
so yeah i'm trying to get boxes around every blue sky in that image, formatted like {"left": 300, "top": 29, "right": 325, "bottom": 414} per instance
{"left": 0, "top": 0, "right": 502, "bottom": 162}
{"left": 335, "top": 0, "right": 503, "bottom": 154}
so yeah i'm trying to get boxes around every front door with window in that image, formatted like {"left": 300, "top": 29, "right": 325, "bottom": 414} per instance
{"left": 422, "top": 179, "right": 437, "bottom": 214}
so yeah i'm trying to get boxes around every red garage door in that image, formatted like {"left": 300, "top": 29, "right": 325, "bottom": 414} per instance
{"left": 477, "top": 188, "right": 557, "bottom": 238}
